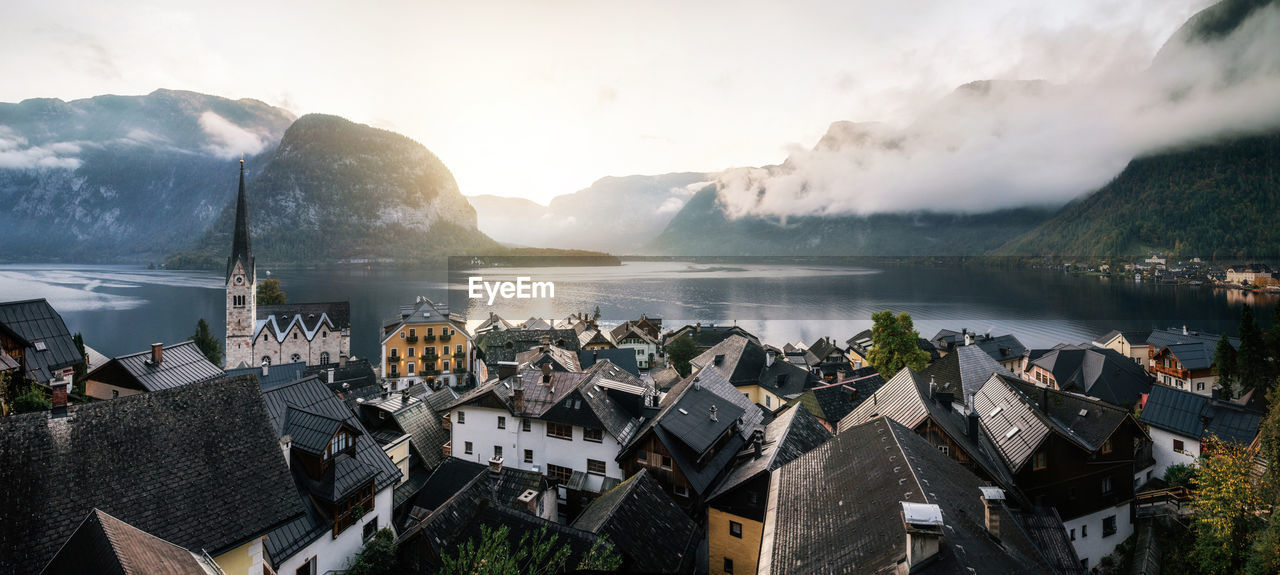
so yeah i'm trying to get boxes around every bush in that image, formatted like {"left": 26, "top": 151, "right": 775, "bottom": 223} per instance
{"left": 347, "top": 528, "right": 397, "bottom": 575}
{"left": 13, "top": 385, "right": 51, "bottom": 414}
{"left": 1165, "top": 463, "right": 1198, "bottom": 488}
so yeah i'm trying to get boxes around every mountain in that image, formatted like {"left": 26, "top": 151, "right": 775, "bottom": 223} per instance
{"left": 994, "top": 131, "right": 1280, "bottom": 259}
{"left": 469, "top": 172, "right": 711, "bottom": 253}
{"left": 0, "top": 89, "right": 294, "bottom": 261}
{"left": 172, "top": 114, "right": 499, "bottom": 267}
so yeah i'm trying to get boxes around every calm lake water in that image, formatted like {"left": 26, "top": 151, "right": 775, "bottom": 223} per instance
{"left": 0, "top": 261, "right": 1275, "bottom": 362}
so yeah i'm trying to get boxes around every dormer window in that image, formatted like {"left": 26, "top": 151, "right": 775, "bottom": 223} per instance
{"left": 326, "top": 431, "right": 354, "bottom": 460}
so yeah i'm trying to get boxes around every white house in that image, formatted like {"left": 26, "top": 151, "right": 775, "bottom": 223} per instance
{"left": 612, "top": 325, "right": 659, "bottom": 370}
{"left": 1139, "top": 384, "right": 1263, "bottom": 479}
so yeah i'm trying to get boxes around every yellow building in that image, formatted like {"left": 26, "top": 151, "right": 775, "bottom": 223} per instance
{"left": 381, "top": 297, "right": 474, "bottom": 390}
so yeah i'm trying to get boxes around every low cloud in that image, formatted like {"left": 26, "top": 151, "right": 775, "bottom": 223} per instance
{"left": 716, "top": 3, "right": 1280, "bottom": 219}
{"left": 198, "top": 110, "right": 269, "bottom": 158}
{"left": 0, "top": 126, "right": 82, "bottom": 170}
{"left": 656, "top": 197, "right": 686, "bottom": 214}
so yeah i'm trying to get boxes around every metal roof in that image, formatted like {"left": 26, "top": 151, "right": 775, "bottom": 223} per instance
{"left": 92, "top": 341, "right": 225, "bottom": 393}
{"left": 0, "top": 298, "right": 82, "bottom": 384}
{"left": 1140, "top": 384, "right": 1263, "bottom": 443}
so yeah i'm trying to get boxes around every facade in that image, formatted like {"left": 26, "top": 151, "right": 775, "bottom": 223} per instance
{"left": 381, "top": 297, "right": 476, "bottom": 389}
{"left": 84, "top": 341, "right": 224, "bottom": 400}
{"left": 1092, "top": 330, "right": 1151, "bottom": 366}
{"left": 1139, "top": 384, "right": 1263, "bottom": 478}
{"left": 690, "top": 335, "right": 821, "bottom": 414}
{"left": 1144, "top": 327, "right": 1239, "bottom": 396}
{"left": 1021, "top": 343, "right": 1152, "bottom": 407}
{"left": 613, "top": 324, "right": 659, "bottom": 369}
{"left": 223, "top": 162, "right": 351, "bottom": 369}
{"left": 1225, "top": 263, "right": 1277, "bottom": 286}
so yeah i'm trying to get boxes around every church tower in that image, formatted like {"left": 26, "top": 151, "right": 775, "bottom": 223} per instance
{"left": 224, "top": 159, "right": 257, "bottom": 368}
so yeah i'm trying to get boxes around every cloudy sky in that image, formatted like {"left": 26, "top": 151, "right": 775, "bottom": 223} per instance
{"left": 0, "top": 0, "right": 1219, "bottom": 205}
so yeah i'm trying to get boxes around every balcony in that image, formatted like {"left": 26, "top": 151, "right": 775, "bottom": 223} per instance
{"left": 406, "top": 335, "right": 419, "bottom": 344}
{"left": 439, "top": 332, "right": 452, "bottom": 342}
{"left": 424, "top": 334, "right": 437, "bottom": 343}
{"left": 453, "top": 349, "right": 466, "bottom": 358}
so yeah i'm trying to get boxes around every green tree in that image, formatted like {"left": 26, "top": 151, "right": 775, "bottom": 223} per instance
{"left": 1214, "top": 335, "right": 1238, "bottom": 398}
{"left": 439, "top": 525, "right": 571, "bottom": 575}
{"left": 13, "top": 384, "right": 51, "bottom": 414}
{"left": 866, "top": 310, "right": 930, "bottom": 378}
{"left": 1164, "top": 463, "right": 1198, "bottom": 489}
{"left": 347, "top": 528, "right": 398, "bottom": 575}
{"left": 1191, "top": 437, "right": 1265, "bottom": 575}
{"left": 577, "top": 535, "right": 622, "bottom": 571}
{"left": 1266, "top": 306, "right": 1280, "bottom": 379}
{"left": 1238, "top": 305, "right": 1269, "bottom": 392}
{"left": 257, "top": 278, "right": 287, "bottom": 305}
{"left": 665, "top": 335, "right": 698, "bottom": 377}
{"left": 192, "top": 318, "right": 223, "bottom": 367}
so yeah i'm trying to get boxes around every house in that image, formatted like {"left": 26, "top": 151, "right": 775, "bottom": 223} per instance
{"left": 405, "top": 457, "right": 557, "bottom": 526}
{"left": 579, "top": 347, "right": 641, "bottom": 377}
{"left": 1092, "top": 330, "right": 1152, "bottom": 366}
{"left": 690, "top": 335, "right": 821, "bottom": 413}
{"left": 442, "top": 360, "right": 645, "bottom": 522}
{"left": 845, "top": 328, "right": 940, "bottom": 371}
{"left": 0, "top": 298, "right": 82, "bottom": 390}
{"left": 356, "top": 389, "right": 453, "bottom": 523}
{"left": 1226, "top": 263, "right": 1278, "bottom": 286}
{"left": 258, "top": 375, "right": 403, "bottom": 575}
{"left": 1139, "top": 384, "right": 1263, "bottom": 478}
{"left": 931, "top": 328, "right": 1027, "bottom": 371}
{"left": 0, "top": 375, "right": 306, "bottom": 575}
{"left": 666, "top": 323, "right": 759, "bottom": 351}
{"left": 382, "top": 297, "right": 476, "bottom": 389}
{"left": 974, "top": 374, "right": 1151, "bottom": 569}
{"left": 617, "top": 358, "right": 765, "bottom": 511}
{"left": 572, "top": 468, "right": 700, "bottom": 573}
{"left": 84, "top": 341, "right": 224, "bottom": 400}
{"left": 308, "top": 358, "right": 384, "bottom": 410}
{"left": 613, "top": 324, "right": 660, "bottom": 369}
{"left": 515, "top": 343, "right": 582, "bottom": 372}
{"left": 1021, "top": 344, "right": 1152, "bottom": 407}
{"left": 1145, "top": 327, "right": 1239, "bottom": 396}
{"left": 613, "top": 315, "right": 664, "bottom": 341}
{"left": 806, "top": 336, "right": 851, "bottom": 380}
{"left": 838, "top": 367, "right": 1015, "bottom": 489}
{"left": 758, "top": 416, "right": 1080, "bottom": 575}
{"left": 784, "top": 368, "right": 886, "bottom": 428}
{"left": 475, "top": 327, "right": 580, "bottom": 367}
{"left": 520, "top": 317, "right": 556, "bottom": 331}
{"left": 473, "top": 312, "right": 513, "bottom": 335}
{"left": 41, "top": 509, "right": 224, "bottom": 575}
{"left": 920, "top": 343, "right": 1014, "bottom": 407}
{"left": 577, "top": 328, "right": 616, "bottom": 350}
{"left": 705, "top": 405, "right": 830, "bottom": 575}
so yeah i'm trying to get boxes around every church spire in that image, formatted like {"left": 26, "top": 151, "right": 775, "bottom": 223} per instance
{"left": 227, "top": 158, "right": 254, "bottom": 283}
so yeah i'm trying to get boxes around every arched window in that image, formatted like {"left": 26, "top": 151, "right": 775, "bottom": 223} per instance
{"left": 290, "top": 353, "right": 302, "bottom": 363}
{"left": 320, "top": 352, "right": 330, "bottom": 364}
{"left": 261, "top": 356, "right": 272, "bottom": 366}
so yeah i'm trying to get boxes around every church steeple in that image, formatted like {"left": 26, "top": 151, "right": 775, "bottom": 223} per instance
{"left": 227, "top": 158, "right": 254, "bottom": 284}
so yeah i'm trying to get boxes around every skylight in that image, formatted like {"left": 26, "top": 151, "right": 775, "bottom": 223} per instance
{"left": 34, "top": 340, "right": 47, "bottom": 351}
{"left": 988, "top": 406, "right": 1003, "bottom": 418}
{"left": 1005, "top": 427, "right": 1020, "bottom": 439}
{"left": 678, "top": 408, "right": 689, "bottom": 415}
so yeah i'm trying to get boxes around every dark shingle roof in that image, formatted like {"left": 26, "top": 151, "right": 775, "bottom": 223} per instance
{"left": 578, "top": 348, "right": 640, "bottom": 377}
{"left": 225, "top": 362, "right": 308, "bottom": 390}
{"left": 476, "top": 328, "right": 579, "bottom": 365}
{"left": 708, "top": 404, "right": 831, "bottom": 501}
{"left": 765, "top": 417, "right": 1051, "bottom": 574}
{"left": 667, "top": 324, "right": 759, "bottom": 349}
{"left": 1140, "top": 384, "right": 1262, "bottom": 444}
{"left": 87, "top": 341, "right": 225, "bottom": 393}
{"left": 1029, "top": 344, "right": 1152, "bottom": 406}
{"left": 571, "top": 469, "right": 698, "bottom": 573}
{"left": 362, "top": 393, "right": 449, "bottom": 469}
{"left": 920, "top": 344, "right": 1013, "bottom": 405}
{"left": 0, "top": 375, "right": 306, "bottom": 574}
{"left": 0, "top": 298, "right": 81, "bottom": 384}
{"left": 42, "top": 508, "right": 220, "bottom": 575}
{"left": 284, "top": 407, "right": 346, "bottom": 456}
{"left": 1092, "top": 330, "right": 1150, "bottom": 347}
{"left": 974, "top": 334, "right": 1028, "bottom": 364}
{"left": 414, "top": 458, "right": 488, "bottom": 513}
{"left": 258, "top": 301, "right": 351, "bottom": 331}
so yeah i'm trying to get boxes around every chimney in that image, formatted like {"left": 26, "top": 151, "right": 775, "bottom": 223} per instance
{"left": 766, "top": 349, "right": 776, "bottom": 367}
{"left": 752, "top": 430, "right": 764, "bottom": 459}
{"left": 513, "top": 385, "right": 525, "bottom": 414}
{"left": 150, "top": 342, "right": 163, "bottom": 364}
{"left": 541, "top": 363, "right": 553, "bottom": 384}
{"left": 261, "top": 361, "right": 270, "bottom": 377}
{"left": 695, "top": 322, "right": 701, "bottom": 333}
{"left": 693, "top": 376, "right": 702, "bottom": 391}
{"left": 488, "top": 455, "right": 504, "bottom": 475}
{"left": 901, "top": 502, "right": 944, "bottom": 570}
{"left": 964, "top": 332, "right": 974, "bottom": 346}
{"left": 1183, "top": 325, "right": 1189, "bottom": 336}
{"left": 517, "top": 489, "right": 539, "bottom": 514}
{"left": 967, "top": 410, "right": 980, "bottom": 444}
{"left": 979, "top": 487, "right": 1005, "bottom": 540}
{"left": 498, "top": 361, "right": 518, "bottom": 380}
{"left": 714, "top": 354, "right": 725, "bottom": 366}
{"left": 339, "top": 354, "right": 348, "bottom": 368}
{"left": 50, "top": 378, "right": 70, "bottom": 416}
{"left": 279, "top": 434, "right": 293, "bottom": 467}
{"left": 327, "top": 368, "right": 335, "bottom": 384}
{"left": 709, "top": 404, "right": 718, "bottom": 422}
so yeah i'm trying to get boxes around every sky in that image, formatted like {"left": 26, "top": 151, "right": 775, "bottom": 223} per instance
{"left": 0, "top": 0, "right": 1224, "bottom": 206}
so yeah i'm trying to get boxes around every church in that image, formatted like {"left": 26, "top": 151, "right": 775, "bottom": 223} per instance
{"left": 224, "top": 160, "right": 352, "bottom": 369}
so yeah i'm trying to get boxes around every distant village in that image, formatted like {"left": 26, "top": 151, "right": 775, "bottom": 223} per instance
{"left": 1, "top": 165, "right": 1278, "bottom": 575}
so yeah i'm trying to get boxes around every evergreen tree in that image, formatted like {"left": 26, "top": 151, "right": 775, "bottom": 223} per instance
{"left": 866, "top": 310, "right": 930, "bottom": 378}
{"left": 1214, "top": 335, "right": 1238, "bottom": 398}
{"left": 665, "top": 336, "right": 698, "bottom": 377}
{"left": 1238, "top": 304, "right": 1268, "bottom": 392}
{"left": 192, "top": 318, "right": 223, "bottom": 366}
{"left": 257, "top": 278, "right": 287, "bottom": 305}
{"left": 1265, "top": 306, "right": 1280, "bottom": 379}
{"left": 71, "top": 332, "right": 88, "bottom": 395}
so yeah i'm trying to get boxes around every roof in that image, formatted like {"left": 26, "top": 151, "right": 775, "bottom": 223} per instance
{"left": 41, "top": 508, "right": 220, "bottom": 575}
{"left": 578, "top": 348, "right": 640, "bottom": 377}
{"left": 1158, "top": 342, "right": 1214, "bottom": 371}
{"left": 0, "top": 375, "right": 306, "bottom": 574}
{"left": 764, "top": 417, "right": 1052, "bottom": 574}
{"left": 708, "top": 404, "right": 831, "bottom": 501}
{"left": 476, "top": 328, "right": 579, "bottom": 365}
{"left": 1146, "top": 327, "right": 1239, "bottom": 354}
{"left": 1029, "top": 344, "right": 1151, "bottom": 406}
{"left": 667, "top": 324, "right": 759, "bottom": 349}
{"left": 226, "top": 161, "right": 254, "bottom": 283}
{"left": 88, "top": 341, "right": 225, "bottom": 393}
{"left": 651, "top": 367, "right": 682, "bottom": 390}
{"left": 474, "top": 312, "right": 513, "bottom": 333}
{"left": 691, "top": 335, "right": 820, "bottom": 399}
{"left": 257, "top": 301, "right": 351, "bottom": 343}
{"left": 1140, "top": 384, "right": 1263, "bottom": 444}
{"left": 225, "top": 361, "right": 308, "bottom": 390}
{"left": 361, "top": 392, "right": 449, "bottom": 469}
{"left": 0, "top": 298, "right": 82, "bottom": 384}
{"left": 1092, "top": 330, "right": 1151, "bottom": 347}
{"left": 974, "top": 334, "right": 1028, "bottom": 364}
{"left": 382, "top": 297, "right": 467, "bottom": 338}
{"left": 920, "top": 344, "right": 1014, "bottom": 405}
{"left": 571, "top": 469, "right": 698, "bottom": 573}
{"left": 515, "top": 344, "right": 581, "bottom": 372}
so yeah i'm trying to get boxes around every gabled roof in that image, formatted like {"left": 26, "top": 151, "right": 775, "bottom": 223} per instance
{"left": 1092, "top": 330, "right": 1151, "bottom": 347}
{"left": 1155, "top": 342, "right": 1214, "bottom": 371}
{"left": 88, "top": 341, "right": 224, "bottom": 393}
{"left": 571, "top": 469, "right": 698, "bottom": 573}
{"left": 284, "top": 407, "right": 347, "bottom": 456}
{"left": 362, "top": 392, "right": 449, "bottom": 469}
{"left": 920, "top": 344, "right": 1014, "bottom": 405}
{"left": 763, "top": 417, "right": 1053, "bottom": 574}
{"left": 474, "top": 312, "right": 513, "bottom": 333}
{"left": 1146, "top": 327, "right": 1238, "bottom": 356}
{"left": 708, "top": 404, "right": 831, "bottom": 502}
{"left": 578, "top": 348, "right": 640, "bottom": 377}
{"left": 667, "top": 324, "right": 759, "bottom": 349}
{"left": 382, "top": 297, "right": 466, "bottom": 337}
{"left": 0, "top": 298, "right": 82, "bottom": 384}
{"left": 974, "top": 334, "right": 1028, "bottom": 364}
{"left": 475, "top": 328, "right": 580, "bottom": 365}
{"left": 225, "top": 361, "right": 308, "bottom": 390}
{"left": 1140, "top": 384, "right": 1262, "bottom": 444}
{"left": 521, "top": 317, "right": 554, "bottom": 330}
{"left": 807, "top": 337, "right": 844, "bottom": 360}
{"left": 257, "top": 302, "right": 351, "bottom": 343}
{"left": 1029, "top": 344, "right": 1151, "bottom": 406}
{"left": 515, "top": 344, "right": 581, "bottom": 372}
{"left": 0, "top": 375, "right": 306, "bottom": 574}
{"left": 41, "top": 508, "right": 220, "bottom": 575}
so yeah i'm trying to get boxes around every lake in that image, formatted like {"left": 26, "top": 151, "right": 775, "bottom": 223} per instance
{"left": 0, "top": 261, "right": 1274, "bottom": 362}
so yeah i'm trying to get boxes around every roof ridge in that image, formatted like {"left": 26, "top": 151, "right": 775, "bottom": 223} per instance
{"left": 580, "top": 469, "right": 646, "bottom": 532}
{"left": 885, "top": 418, "right": 929, "bottom": 505}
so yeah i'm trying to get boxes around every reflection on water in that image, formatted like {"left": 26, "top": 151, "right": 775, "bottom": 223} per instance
{"left": 0, "top": 262, "right": 1272, "bottom": 361}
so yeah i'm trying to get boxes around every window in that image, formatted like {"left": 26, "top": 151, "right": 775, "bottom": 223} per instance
{"left": 1101, "top": 439, "right": 1113, "bottom": 454}
{"left": 408, "top": 347, "right": 416, "bottom": 357}
{"left": 729, "top": 521, "right": 743, "bottom": 538}
{"left": 661, "top": 455, "right": 673, "bottom": 470}
{"left": 320, "top": 352, "right": 330, "bottom": 364}
{"left": 1103, "top": 515, "right": 1117, "bottom": 537}
{"left": 938, "top": 445, "right": 950, "bottom": 456}
{"left": 1197, "top": 382, "right": 1205, "bottom": 391}
{"left": 587, "top": 459, "right": 606, "bottom": 475}
{"left": 294, "top": 333, "right": 299, "bottom": 340}
{"left": 546, "top": 463, "right": 573, "bottom": 484}
{"left": 674, "top": 484, "right": 688, "bottom": 497}
{"left": 583, "top": 428, "right": 603, "bottom": 442}
{"left": 296, "top": 557, "right": 317, "bottom": 575}
{"left": 524, "top": 449, "right": 534, "bottom": 463}
{"left": 1033, "top": 452, "right": 1047, "bottom": 471}
{"left": 444, "top": 346, "right": 450, "bottom": 356}
{"left": 290, "top": 353, "right": 302, "bottom": 363}
{"left": 443, "top": 359, "right": 450, "bottom": 371}
{"left": 409, "top": 328, "right": 416, "bottom": 338}
{"left": 262, "top": 356, "right": 272, "bottom": 366}
{"left": 457, "top": 411, "right": 465, "bottom": 424}
{"left": 427, "top": 327, "right": 434, "bottom": 336}
{"left": 522, "top": 418, "right": 532, "bottom": 432}
{"left": 497, "top": 416, "right": 506, "bottom": 429}
{"left": 1070, "top": 528, "right": 1075, "bottom": 541}
{"left": 112, "top": 390, "right": 118, "bottom": 399}
{"left": 464, "top": 441, "right": 473, "bottom": 455}
{"left": 322, "top": 331, "right": 327, "bottom": 339}
{"left": 1173, "top": 439, "right": 1185, "bottom": 453}
{"left": 724, "top": 558, "right": 734, "bottom": 574}
{"left": 765, "top": 395, "right": 771, "bottom": 408}
{"left": 1101, "top": 476, "right": 1113, "bottom": 495}
{"left": 494, "top": 445, "right": 503, "bottom": 459}
{"left": 327, "top": 432, "right": 352, "bottom": 460}
{"left": 1082, "top": 524, "right": 1088, "bottom": 537}
{"left": 362, "top": 516, "right": 379, "bottom": 541}
{"left": 547, "top": 422, "right": 573, "bottom": 440}
{"left": 407, "top": 362, "right": 415, "bottom": 376}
